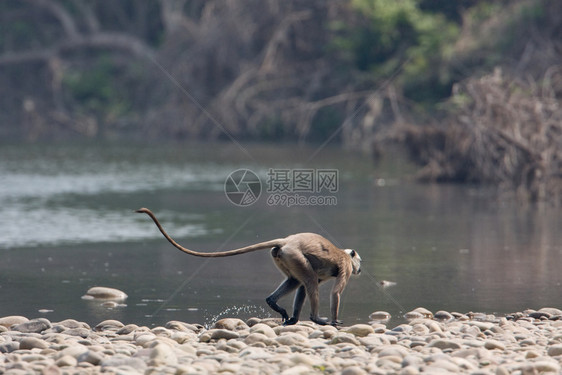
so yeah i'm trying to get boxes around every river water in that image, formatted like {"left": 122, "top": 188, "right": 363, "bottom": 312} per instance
{"left": 0, "top": 142, "right": 560, "bottom": 328}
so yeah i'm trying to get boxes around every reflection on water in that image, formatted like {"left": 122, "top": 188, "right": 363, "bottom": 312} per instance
{"left": 0, "top": 141, "right": 560, "bottom": 327}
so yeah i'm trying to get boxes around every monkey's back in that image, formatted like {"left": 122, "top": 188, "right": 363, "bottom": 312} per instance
{"left": 284, "top": 233, "right": 351, "bottom": 280}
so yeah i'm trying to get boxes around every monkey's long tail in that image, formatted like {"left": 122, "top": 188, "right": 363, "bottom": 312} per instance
{"left": 136, "top": 208, "right": 281, "bottom": 257}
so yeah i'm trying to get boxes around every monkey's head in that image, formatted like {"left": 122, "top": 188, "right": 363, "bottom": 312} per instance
{"left": 345, "top": 249, "right": 362, "bottom": 275}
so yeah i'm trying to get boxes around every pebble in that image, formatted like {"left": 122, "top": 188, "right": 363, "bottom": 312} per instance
{"left": 19, "top": 337, "right": 49, "bottom": 350}
{"left": 344, "top": 324, "right": 374, "bottom": 337}
{"left": 0, "top": 316, "right": 29, "bottom": 328}
{"left": 369, "top": 311, "right": 391, "bottom": 321}
{"left": 547, "top": 344, "right": 562, "bottom": 356}
{"left": 435, "top": 311, "right": 454, "bottom": 321}
{"left": 83, "top": 286, "right": 128, "bottom": 301}
{"left": 11, "top": 318, "right": 51, "bottom": 333}
{"left": 0, "top": 309, "right": 561, "bottom": 374}
{"left": 213, "top": 318, "right": 248, "bottom": 331}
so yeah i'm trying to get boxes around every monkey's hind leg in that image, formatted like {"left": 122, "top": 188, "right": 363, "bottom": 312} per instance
{"left": 283, "top": 285, "right": 306, "bottom": 326}
{"left": 266, "top": 278, "right": 300, "bottom": 323}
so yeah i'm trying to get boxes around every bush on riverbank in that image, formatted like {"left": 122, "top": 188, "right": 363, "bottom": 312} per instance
{"left": 390, "top": 68, "right": 562, "bottom": 203}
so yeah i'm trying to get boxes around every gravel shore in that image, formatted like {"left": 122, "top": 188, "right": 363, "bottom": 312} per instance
{"left": 1, "top": 308, "right": 562, "bottom": 374}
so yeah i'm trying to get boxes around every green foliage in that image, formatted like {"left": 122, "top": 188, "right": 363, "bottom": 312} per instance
{"left": 332, "top": 0, "right": 460, "bottom": 106}
{"left": 62, "top": 56, "right": 133, "bottom": 122}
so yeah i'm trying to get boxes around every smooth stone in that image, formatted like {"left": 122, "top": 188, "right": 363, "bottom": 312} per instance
{"left": 100, "top": 355, "right": 147, "bottom": 371}
{"left": 547, "top": 344, "right": 562, "bottom": 356}
{"left": 525, "top": 350, "right": 541, "bottom": 359}
{"left": 281, "top": 365, "right": 314, "bottom": 375}
{"left": 166, "top": 321, "right": 202, "bottom": 333}
{"left": 276, "top": 333, "right": 309, "bottom": 346}
{"left": 424, "top": 359, "right": 459, "bottom": 373}
{"left": 400, "top": 365, "right": 420, "bottom": 375}
{"left": 227, "top": 340, "right": 246, "bottom": 351}
{"left": 411, "top": 307, "right": 433, "bottom": 318}
{"left": 427, "top": 339, "right": 462, "bottom": 350}
{"left": 94, "top": 320, "right": 125, "bottom": 331}
{"left": 149, "top": 343, "right": 178, "bottom": 366}
{"left": 376, "top": 357, "right": 402, "bottom": 371}
{"left": 467, "top": 321, "right": 494, "bottom": 331}
{"left": 411, "top": 323, "right": 430, "bottom": 335}
{"left": 115, "top": 324, "right": 139, "bottom": 335}
{"left": 209, "top": 329, "right": 240, "bottom": 340}
{"left": 434, "top": 311, "right": 454, "bottom": 321}
{"left": 0, "top": 316, "right": 29, "bottom": 328}
{"left": 244, "top": 332, "right": 276, "bottom": 346}
{"left": 532, "top": 361, "right": 561, "bottom": 372}
{"left": 274, "top": 325, "right": 314, "bottom": 336}
{"left": 484, "top": 339, "right": 506, "bottom": 350}
{"left": 239, "top": 346, "right": 273, "bottom": 360}
{"left": 423, "top": 320, "right": 443, "bottom": 333}
{"left": 151, "top": 326, "right": 171, "bottom": 337}
{"left": 307, "top": 329, "right": 327, "bottom": 339}
{"left": 12, "top": 318, "right": 51, "bottom": 333}
{"left": 344, "top": 324, "right": 374, "bottom": 337}
{"left": 19, "top": 337, "right": 49, "bottom": 350}
{"left": 519, "top": 361, "right": 561, "bottom": 373}
{"left": 213, "top": 318, "right": 248, "bottom": 331}
{"left": 402, "top": 354, "right": 423, "bottom": 367}
{"left": 329, "top": 333, "right": 360, "bottom": 346}
{"left": 58, "top": 319, "right": 89, "bottom": 329}
{"left": 538, "top": 307, "right": 562, "bottom": 316}
{"left": 369, "top": 311, "right": 391, "bottom": 321}
{"left": 404, "top": 311, "right": 424, "bottom": 320}
{"left": 379, "top": 345, "right": 409, "bottom": 358}
{"left": 58, "top": 344, "right": 89, "bottom": 359}
{"left": 63, "top": 328, "right": 91, "bottom": 338}
{"left": 56, "top": 355, "right": 77, "bottom": 367}
{"left": 391, "top": 324, "right": 412, "bottom": 333}
{"left": 249, "top": 323, "right": 277, "bottom": 338}
{"left": 77, "top": 350, "right": 104, "bottom": 365}
{"left": 83, "top": 287, "right": 127, "bottom": 301}
{"left": 0, "top": 341, "right": 20, "bottom": 353}
{"left": 134, "top": 332, "right": 157, "bottom": 347}
{"left": 341, "top": 366, "right": 368, "bottom": 375}
{"left": 528, "top": 311, "right": 551, "bottom": 319}
{"left": 289, "top": 353, "right": 320, "bottom": 367}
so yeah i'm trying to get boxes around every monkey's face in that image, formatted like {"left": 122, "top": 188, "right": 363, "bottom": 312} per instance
{"left": 345, "top": 249, "right": 362, "bottom": 275}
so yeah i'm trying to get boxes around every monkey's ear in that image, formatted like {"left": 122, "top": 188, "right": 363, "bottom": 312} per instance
{"left": 344, "top": 249, "right": 356, "bottom": 257}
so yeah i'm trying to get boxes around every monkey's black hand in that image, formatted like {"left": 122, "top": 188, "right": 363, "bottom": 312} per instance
{"left": 283, "top": 317, "right": 299, "bottom": 326}
{"left": 310, "top": 316, "right": 329, "bottom": 326}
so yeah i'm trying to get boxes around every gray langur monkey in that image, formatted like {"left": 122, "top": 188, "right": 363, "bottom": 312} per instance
{"left": 136, "top": 208, "right": 362, "bottom": 326}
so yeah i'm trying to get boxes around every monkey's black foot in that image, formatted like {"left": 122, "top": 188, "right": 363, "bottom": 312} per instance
{"left": 331, "top": 320, "right": 343, "bottom": 327}
{"left": 310, "top": 316, "right": 329, "bottom": 326}
{"left": 283, "top": 317, "right": 299, "bottom": 326}
{"left": 266, "top": 297, "right": 289, "bottom": 322}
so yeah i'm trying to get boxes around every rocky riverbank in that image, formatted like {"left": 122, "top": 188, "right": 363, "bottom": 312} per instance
{"left": 1, "top": 308, "right": 562, "bottom": 374}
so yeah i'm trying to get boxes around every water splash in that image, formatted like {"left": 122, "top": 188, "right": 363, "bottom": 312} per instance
{"left": 204, "top": 304, "right": 272, "bottom": 329}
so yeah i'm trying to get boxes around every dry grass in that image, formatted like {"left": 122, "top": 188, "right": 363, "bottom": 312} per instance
{"left": 399, "top": 67, "right": 562, "bottom": 203}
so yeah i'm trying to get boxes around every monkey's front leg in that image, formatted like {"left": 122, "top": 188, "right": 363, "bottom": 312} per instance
{"left": 306, "top": 283, "right": 330, "bottom": 325}
{"left": 329, "top": 277, "right": 347, "bottom": 326}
